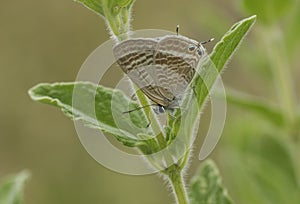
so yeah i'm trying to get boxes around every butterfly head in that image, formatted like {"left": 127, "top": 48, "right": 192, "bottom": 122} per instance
{"left": 187, "top": 44, "right": 206, "bottom": 57}
{"left": 187, "top": 38, "right": 214, "bottom": 57}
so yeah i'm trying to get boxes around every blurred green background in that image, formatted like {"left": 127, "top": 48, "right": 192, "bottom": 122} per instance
{"left": 1, "top": 0, "right": 299, "bottom": 203}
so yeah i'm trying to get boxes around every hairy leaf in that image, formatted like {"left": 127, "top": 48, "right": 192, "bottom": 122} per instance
{"left": 167, "top": 16, "right": 257, "bottom": 160}
{"left": 74, "top": 0, "right": 134, "bottom": 16}
{"left": 189, "top": 160, "right": 233, "bottom": 204}
{"left": 29, "top": 82, "right": 150, "bottom": 147}
{"left": 0, "top": 171, "right": 30, "bottom": 204}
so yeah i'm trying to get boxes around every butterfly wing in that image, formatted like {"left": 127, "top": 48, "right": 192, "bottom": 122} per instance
{"left": 113, "top": 38, "right": 157, "bottom": 74}
{"left": 113, "top": 38, "right": 171, "bottom": 106}
{"left": 113, "top": 36, "right": 205, "bottom": 108}
{"left": 152, "top": 35, "right": 203, "bottom": 107}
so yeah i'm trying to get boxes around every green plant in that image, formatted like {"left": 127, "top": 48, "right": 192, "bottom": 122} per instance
{"left": 28, "top": 0, "right": 256, "bottom": 203}
{"left": 211, "top": 0, "right": 300, "bottom": 203}
{"left": 0, "top": 171, "right": 30, "bottom": 204}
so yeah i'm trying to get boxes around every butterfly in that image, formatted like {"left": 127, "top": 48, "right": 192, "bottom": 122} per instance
{"left": 113, "top": 33, "right": 210, "bottom": 113}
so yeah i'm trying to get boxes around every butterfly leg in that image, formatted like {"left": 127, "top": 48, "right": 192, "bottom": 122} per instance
{"left": 146, "top": 120, "right": 151, "bottom": 128}
{"left": 190, "top": 85, "right": 197, "bottom": 96}
{"left": 176, "top": 25, "right": 179, "bottom": 36}
{"left": 130, "top": 93, "right": 137, "bottom": 101}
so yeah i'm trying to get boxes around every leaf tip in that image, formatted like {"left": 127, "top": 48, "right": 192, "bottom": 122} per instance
{"left": 248, "top": 14, "right": 257, "bottom": 23}
{"left": 28, "top": 83, "right": 42, "bottom": 100}
{"left": 28, "top": 83, "right": 50, "bottom": 101}
{"left": 16, "top": 170, "right": 31, "bottom": 183}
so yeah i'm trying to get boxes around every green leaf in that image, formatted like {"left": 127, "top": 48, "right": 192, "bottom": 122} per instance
{"left": 210, "top": 15, "right": 256, "bottom": 73}
{"left": 221, "top": 118, "right": 300, "bottom": 204}
{"left": 28, "top": 82, "right": 150, "bottom": 147}
{"left": 227, "top": 143, "right": 300, "bottom": 204}
{"left": 0, "top": 170, "right": 30, "bottom": 204}
{"left": 225, "top": 89, "right": 285, "bottom": 126}
{"left": 167, "top": 16, "right": 257, "bottom": 159}
{"left": 74, "top": 0, "right": 105, "bottom": 16}
{"left": 192, "top": 15, "right": 257, "bottom": 114}
{"left": 74, "top": 0, "right": 134, "bottom": 16}
{"left": 189, "top": 160, "right": 234, "bottom": 204}
{"left": 240, "top": 0, "right": 294, "bottom": 24}
{"left": 74, "top": 0, "right": 135, "bottom": 40}
{"left": 105, "top": 0, "right": 135, "bottom": 14}
{"left": 249, "top": 135, "right": 298, "bottom": 188}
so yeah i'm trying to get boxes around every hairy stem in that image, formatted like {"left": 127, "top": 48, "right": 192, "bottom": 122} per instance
{"left": 164, "top": 164, "right": 189, "bottom": 204}
{"left": 261, "top": 25, "right": 296, "bottom": 128}
{"left": 261, "top": 24, "right": 300, "bottom": 185}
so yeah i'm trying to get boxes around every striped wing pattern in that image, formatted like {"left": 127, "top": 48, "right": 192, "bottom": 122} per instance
{"left": 113, "top": 35, "right": 204, "bottom": 108}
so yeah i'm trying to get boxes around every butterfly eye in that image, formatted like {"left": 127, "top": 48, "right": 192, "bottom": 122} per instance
{"left": 188, "top": 45, "right": 196, "bottom": 51}
{"left": 197, "top": 49, "right": 204, "bottom": 56}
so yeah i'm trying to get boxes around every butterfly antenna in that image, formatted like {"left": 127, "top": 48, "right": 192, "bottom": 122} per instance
{"left": 123, "top": 104, "right": 158, "bottom": 114}
{"left": 176, "top": 25, "right": 179, "bottom": 36}
{"left": 200, "top": 38, "right": 215, "bottom": 45}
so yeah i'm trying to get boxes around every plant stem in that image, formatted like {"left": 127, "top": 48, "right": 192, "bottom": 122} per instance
{"left": 261, "top": 24, "right": 300, "bottom": 186}
{"left": 131, "top": 83, "right": 166, "bottom": 148}
{"left": 261, "top": 25, "right": 297, "bottom": 128}
{"left": 293, "top": 141, "right": 300, "bottom": 187}
{"left": 166, "top": 167, "right": 189, "bottom": 204}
